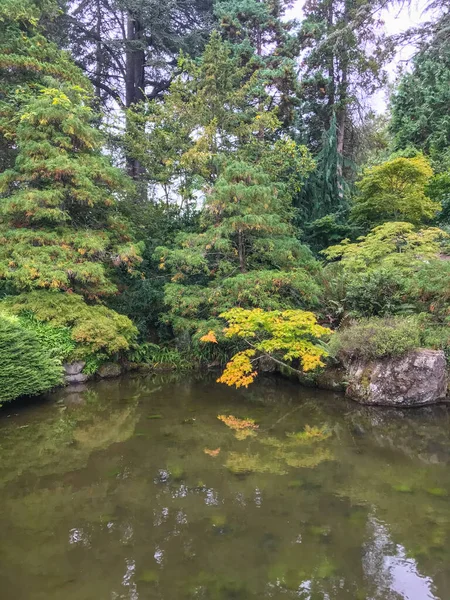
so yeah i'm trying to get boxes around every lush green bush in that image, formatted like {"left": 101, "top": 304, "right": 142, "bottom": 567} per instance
{"left": 17, "top": 313, "right": 76, "bottom": 361}
{"left": 405, "top": 260, "right": 450, "bottom": 320}
{"left": 351, "top": 155, "right": 438, "bottom": 229}
{"left": 323, "top": 222, "right": 447, "bottom": 273}
{"left": 345, "top": 268, "right": 409, "bottom": 317}
{"left": 330, "top": 316, "right": 421, "bottom": 361}
{"left": 0, "top": 315, "right": 63, "bottom": 405}
{"left": 1, "top": 291, "right": 137, "bottom": 360}
{"left": 317, "top": 264, "right": 410, "bottom": 324}
{"left": 420, "top": 320, "right": 450, "bottom": 360}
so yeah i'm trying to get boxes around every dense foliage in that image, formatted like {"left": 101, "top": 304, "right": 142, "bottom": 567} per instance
{"left": 390, "top": 45, "right": 450, "bottom": 159}
{"left": 0, "top": 315, "right": 63, "bottom": 405}
{"left": 351, "top": 155, "right": 438, "bottom": 229}
{"left": 1, "top": 0, "right": 450, "bottom": 400}
{"left": 0, "top": 84, "right": 142, "bottom": 298}
{"left": 2, "top": 292, "right": 137, "bottom": 359}
{"left": 157, "top": 161, "right": 320, "bottom": 339}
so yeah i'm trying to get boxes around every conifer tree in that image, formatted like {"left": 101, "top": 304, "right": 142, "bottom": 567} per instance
{"left": 215, "top": 0, "right": 300, "bottom": 126}
{"left": 390, "top": 44, "right": 450, "bottom": 159}
{"left": 125, "top": 33, "right": 313, "bottom": 206}
{"left": 0, "top": 0, "right": 86, "bottom": 168}
{"left": 0, "top": 83, "right": 142, "bottom": 299}
{"left": 156, "top": 161, "right": 321, "bottom": 335}
{"left": 0, "top": 0, "right": 141, "bottom": 360}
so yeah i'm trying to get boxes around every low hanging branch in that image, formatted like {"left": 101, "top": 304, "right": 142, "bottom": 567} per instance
{"left": 200, "top": 308, "right": 332, "bottom": 388}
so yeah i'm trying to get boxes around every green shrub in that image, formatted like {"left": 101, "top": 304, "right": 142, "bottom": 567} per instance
{"left": 316, "top": 263, "right": 348, "bottom": 326}
{"left": 405, "top": 260, "right": 450, "bottom": 320}
{"left": 317, "top": 264, "right": 411, "bottom": 325}
{"left": 330, "top": 316, "right": 421, "bottom": 361}
{"left": 127, "top": 342, "right": 192, "bottom": 370}
{"left": 416, "top": 315, "right": 450, "bottom": 361}
{"left": 345, "top": 268, "right": 410, "bottom": 317}
{"left": 1, "top": 291, "right": 137, "bottom": 360}
{"left": 17, "top": 313, "right": 76, "bottom": 361}
{"left": 0, "top": 315, "right": 63, "bottom": 405}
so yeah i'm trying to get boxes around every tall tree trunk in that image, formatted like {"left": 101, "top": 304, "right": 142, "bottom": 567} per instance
{"left": 125, "top": 12, "right": 147, "bottom": 198}
{"left": 326, "top": 0, "right": 335, "bottom": 129}
{"left": 95, "top": 0, "right": 102, "bottom": 100}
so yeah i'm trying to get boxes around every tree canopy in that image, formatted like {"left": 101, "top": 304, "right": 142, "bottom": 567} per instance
{"left": 1, "top": 0, "right": 450, "bottom": 400}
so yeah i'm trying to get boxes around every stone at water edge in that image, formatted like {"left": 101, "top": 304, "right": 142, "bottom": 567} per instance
{"left": 63, "top": 361, "right": 85, "bottom": 376}
{"left": 346, "top": 349, "right": 448, "bottom": 407}
{"left": 98, "top": 362, "right": 122, "bottom": 379}
{"left": 65, "top": 372, "right": 89, "bottom": 384}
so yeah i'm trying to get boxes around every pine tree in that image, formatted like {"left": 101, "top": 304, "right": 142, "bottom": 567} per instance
{"left": 0, "top": 84, "right": 142, "bottom": 299}
{"left": 295, "top": 115, "right": 349, "bottom": 222}
{"left": 215, "top": 0, "right": 300, "bottom": 127}
{"left": 0, "top": 0, "right": 141, "bottom": 362}
{"left": 125, "top": 33, "right": 314, "bottom": 206}
{"left": 156, "top": 161, "right": 321, "bottom": 335}
{"left": 298, "top": 0, "right": 392, "bottom": 157}
{"left": 390, "top": 43, "right": 450, "bottom": 160}
{"left": 0, "top": 0, "right": 86, "bottom": 169}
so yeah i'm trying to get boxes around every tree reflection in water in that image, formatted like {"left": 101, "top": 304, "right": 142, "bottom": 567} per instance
{"left": 0, "top": 374, "right": 448, "bottom": 599}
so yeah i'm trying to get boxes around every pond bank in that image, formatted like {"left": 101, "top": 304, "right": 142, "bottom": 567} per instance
{"left": 284, "top": 348, "right": 450, "bottom": 407}
{"left": 64, "top": 347, "right": 450, "bottom": 408}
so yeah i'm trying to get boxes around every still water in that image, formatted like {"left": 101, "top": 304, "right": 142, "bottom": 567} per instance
{"left": 0, "top": 374, "right": 449, "bottom": 600}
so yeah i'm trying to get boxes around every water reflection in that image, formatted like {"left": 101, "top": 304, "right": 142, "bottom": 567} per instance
{"left": 0, "top": 374, "right": 449, "bottom": 599}
{"left": 364, "top": 517, "right": 438, "bottom": 600}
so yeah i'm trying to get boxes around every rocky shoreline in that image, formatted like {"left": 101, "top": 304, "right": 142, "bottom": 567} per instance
{"left": 63, "top": 349, "right": 450, "bottom": 409}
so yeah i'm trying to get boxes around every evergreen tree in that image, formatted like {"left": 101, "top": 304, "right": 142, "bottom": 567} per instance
{"left": 125, "top": 33, "right": 314, "bottom": 206}
{"left": 0, "top": 0, "right": 86, "bottom": 169}
{"left": 298, "top": 0, "right": 392, "bottom": 157}
{"left": 56, "top": 0, "right": 214, "bottom": 107}
{"left": 156, "top": 161, "right": 321, "bottom": 336}
{"left": 0, "top": 0, "right": 141, "bottom": 364}
{"left": 295, "top": 0, "right": 394, "bottom": 230}
{"left": 215, "top": 0, "right": 300, "bottom": 126}
{"left": 295, "top": 115, "right": 350, "bottom": 222}
{"left": 390, "top": 44, "right": 450, "bottom": 160}
{"left": 0, "top": 83, "right": 142, "bottom": 299}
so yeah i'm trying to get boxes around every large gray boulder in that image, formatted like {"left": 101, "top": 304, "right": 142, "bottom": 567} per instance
{"left": 346, "top": 349, "right": 448, "bottom": 407}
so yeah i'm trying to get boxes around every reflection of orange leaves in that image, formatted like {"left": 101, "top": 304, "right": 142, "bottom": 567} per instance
{"left": 200, "top": 330, "right": 218, "bottom": 343}
{"left": 204, "top": 448, "right": 221, "bottom": 457}
{"left": 217, "top": 414, "right": 258, "bottom": 431}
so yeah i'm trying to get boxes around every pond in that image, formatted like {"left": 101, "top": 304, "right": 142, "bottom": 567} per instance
{"left": 0, "top": 374, "right": 449, "bottom": 600}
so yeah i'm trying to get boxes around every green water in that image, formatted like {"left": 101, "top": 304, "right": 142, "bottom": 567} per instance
{"left": 0, "top": 374, "right": 449, "bottom": 600}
